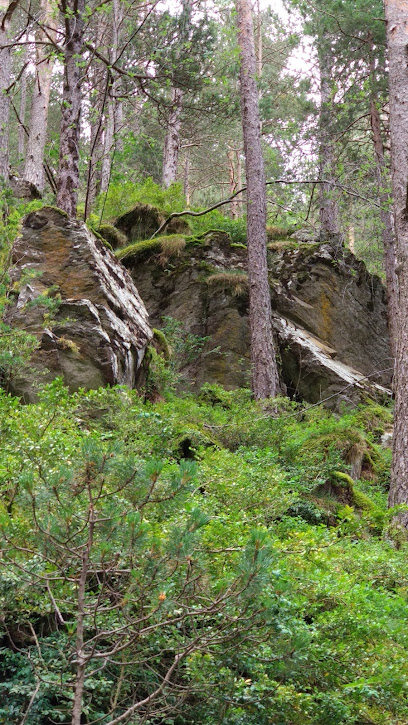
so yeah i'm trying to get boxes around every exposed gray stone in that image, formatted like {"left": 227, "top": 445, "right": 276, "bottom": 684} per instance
{"left": 4, "top": 206, "right": 152, "bottom": 400}
{"left": 121, "top": 232, "right": 392, "bottom": 407}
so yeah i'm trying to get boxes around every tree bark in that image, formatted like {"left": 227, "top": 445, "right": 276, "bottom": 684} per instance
{"left": 100, "top": 0, "right": 123, "bottom": 195}
{"left": 368, "top": 49, "right": 397, "bottom": 356}
{"left": 236, "top": 0, "right": 279, "bottom": 400}
{"left": 370, "top": 94, "right": 398, "bottom": 355}
{"left": 56, "top": 0, "right": 85, "bottom": 217}
{"left": 162, "top": 86, "right": 184, "bottom": 188}
{"left": 0, "top": 0, "right": 11, "bottom": 182}
{"left": 228, "top": 147, "right": 238, "bottom": 218}
{"left": 24, "top": 0, "right": 56, "bottom": 193}
{"left": 18, "top": 40, "right": 30, "bottom": 164}
{"left": 183, "top": 150, "right": 190, "bottom": 205}
{"left": 84, "top": 13, "right": 108, "bottom": 219}
{"left": 318, "top": 44, "right": 341, "bottom": 242}
{"left": 384, "top": 0, "right": 408, "bottom": 525}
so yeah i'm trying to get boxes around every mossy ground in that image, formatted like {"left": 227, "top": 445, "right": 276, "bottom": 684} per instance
{"left": 115, "top": 229, "right": 235, "bottom": 263}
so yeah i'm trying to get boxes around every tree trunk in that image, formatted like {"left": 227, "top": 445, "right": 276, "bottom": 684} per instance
{"left": 256, "top": 0, "right": 262, "bottom": 78}
{"left": 56, "top": 0, "right": 85, "bottom": 217}
{"left": 100, "top": 0, "right": 123, "bottom": 195}
{"left": 18, "top": 40, "right": 30, "bottom": 164}
{"left": 368, "top": 51, "right": 398, "bottom": 357}
{"left": 228, "top": 147, "right": 238, "bottom": 218}
{"left": 100, "top": 97, "right": 114, "bottom": 194}
{"left": 318, "top": 44, "right": 341, "bottom": 242}
{"left": 236, "top": 0, "right": 279, "bottom": 400}
{"left": 236, "top": 148, "right": 243, "bottom": 216}
{"left": 0, "top": 0, "right": 11, "bottom": 182}
{"left": 84, "top": 71, "right": 106, "bottom": 218}
{"left": 84, "top": 13, "right": 108, "bottom": 219}
{"left": 183, "top": 151, "right": 190, "bottom": 205}
{"left": 384, "top": 0, "right": 408, "bottom": 524}
{"left": 370, "top": 96, "right": 398, "bottom": 355}
{"left": 24, "top": 0, "right": 56, "bottom": 193}
{"left": 162, "top": 86, "right": 184, "bottom": 188}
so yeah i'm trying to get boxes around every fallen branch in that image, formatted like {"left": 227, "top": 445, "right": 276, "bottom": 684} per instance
{"left": 150, "top": 179, "right": 382, "bottom": 238}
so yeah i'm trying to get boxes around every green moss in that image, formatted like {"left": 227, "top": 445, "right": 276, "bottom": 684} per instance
{"left": 39, "top": 205, "right": 68, "bottom": 218}
{"left": 355, "top": 402, "right": 393, "bottom": 438}
{"left": 152, "top": 328, "right": 171, "bottom": 361}
{"left": 193, "top": 228, "right": 233, "bottom": 241}
{"left": 352, "top": 487, "right": 375, "bottom": 511}
{"left": 115, "top": 234, "right": 209, "bottom": 263}
{"left": 115, "top": 237, "right": 162, "bottom": 261}
{"left": 231, "top": 242, "right": 247, "bottom": 249}
{"left": 333, "top": 471, "right": 355, "bottom": 488}
{"left": 98, "top": 224, "right": 128, "bottom": 249}
{"left": 91, "top": 228, "right": 113, "bottom": 251}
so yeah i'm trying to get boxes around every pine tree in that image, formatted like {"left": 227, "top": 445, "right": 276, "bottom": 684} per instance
{"left": 236, "top": 0, "right": 280, "bottom": 399}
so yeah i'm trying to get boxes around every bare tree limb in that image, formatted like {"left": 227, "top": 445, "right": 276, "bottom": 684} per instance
{"left": 150, "top": 179, "right": 382, "bottom": 238}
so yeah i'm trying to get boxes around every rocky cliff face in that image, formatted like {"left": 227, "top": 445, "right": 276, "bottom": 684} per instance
{"left": 118, "top": 230, "right": 392, "bottom": 407}
{"left": 4, "top": 207, "right": 152, "bottom": 400}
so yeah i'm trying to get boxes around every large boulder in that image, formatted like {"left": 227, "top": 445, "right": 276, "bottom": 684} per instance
{"left": 119, "top": 231, "right": 392, "bottom": 407}
{"left": 115, "top": 203, "right": 190, "bottom": 243}
{"left": 4, "top": 207, "right": 152, "bottom": 400}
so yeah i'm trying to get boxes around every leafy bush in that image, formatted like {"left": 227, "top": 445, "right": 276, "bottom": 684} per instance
{"left": 93, "top": 178, "right": 187, "bottom": 222}
{"left": 0, "top": 381, "right": 404, "bottom": 724}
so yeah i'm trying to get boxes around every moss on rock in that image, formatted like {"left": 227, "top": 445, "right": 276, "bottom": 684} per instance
{"left": 98, "top": 224, "right": 128, "bottom": 249}
{"left": 115, "top": 202, "right": 191, "bottom": 242}
{"left": 152, "top": 328, "right": 171, "bottom": 360}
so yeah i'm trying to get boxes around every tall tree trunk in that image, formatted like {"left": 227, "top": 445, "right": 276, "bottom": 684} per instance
{"left": 100, "top": 96, "right": 114, "bottom": 194}
{"left": 183, "top": 150, "right": 190, "bottom": 205}
{"left": 18, "top": 40, "right": 30, "bottom": 164}
{"left": 0, "top": 0, "right": 11, "bottom": 182}
{"left": 84, "top": 13, "right": 108, "bottom": 219}
{"left": 84, "top": 72, "right": 107, "bottom": 218}
{"left": 236, "top": 148, "right": 242, "bottom": 215}
{"left": 100, "top": 0, "right": 123, "bottom": 195}
{"left": 56, "top": 0, "right": 85, "bottom": 217}
{"left": 236, "top": 0, "right": 279, "bottom": 400}
{"left": 256, "top": 0, "right": 262, "bottom": 78}
{"left": 24, "top": 0, "right": 56, "bottom": 193}
{"left": 318, "top": 44, "right": 341, "bottom": 242}
{"left": 384, "top": 0, "right": 408, "bottom": 525}
{"left": 228, "top": 147, "right": 238, "bottom": 218}
{"left": 162, "top": 86, "right": 184, "bottom": 188}
{"left": 369, "top": 52, "right": 398, "bottom": 356}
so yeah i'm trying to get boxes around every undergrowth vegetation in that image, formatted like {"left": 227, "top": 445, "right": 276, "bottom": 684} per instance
{"left": 0, "top": 185, "right": 404, "bottom": 724}
{"left": 0, "top": 374, "right": 405, "bottom": 724}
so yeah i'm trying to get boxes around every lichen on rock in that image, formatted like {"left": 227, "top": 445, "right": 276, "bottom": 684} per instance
{"left": 4, "top": 206, "right": 152, "bottom": 400}
{"left": 120, "top": 228, "right": 392, "bottom": 407}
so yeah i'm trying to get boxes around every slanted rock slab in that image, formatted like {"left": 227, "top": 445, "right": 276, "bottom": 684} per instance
{"left": 120, "top": 230, "right": 392, "bottom": 407}
{"left": 4, "top": 206, "right": 152, "bottom": 399}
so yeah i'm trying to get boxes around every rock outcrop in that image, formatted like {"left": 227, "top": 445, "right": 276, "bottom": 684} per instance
{"left": 117, "top": 229, "right": 392, "bottom": 407}
{"left": 115, "top": 203, "right": 190, "bottom": 243}
{"left": 4, "top": 207, "right": 152, "bottom": 400}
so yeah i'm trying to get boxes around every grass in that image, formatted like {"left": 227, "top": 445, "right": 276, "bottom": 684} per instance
{"left": 206, "top": 271, "right": 249, "bottom": 296}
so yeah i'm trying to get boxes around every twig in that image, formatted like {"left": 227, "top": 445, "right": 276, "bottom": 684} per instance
{"left": 18, "top": 681, "right": 41, "bottom": 725}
